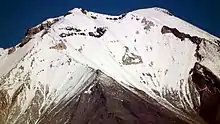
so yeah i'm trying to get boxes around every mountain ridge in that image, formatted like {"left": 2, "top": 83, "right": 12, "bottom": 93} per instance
{"left": 0, "top": 7, "right": 220, "bottom": 124}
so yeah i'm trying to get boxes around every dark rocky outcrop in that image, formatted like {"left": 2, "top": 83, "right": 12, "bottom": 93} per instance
{"left": 190, "top": 62, "right": 220, "bottom": 124}
{"left": 59, "top": 32, "right": 86, "bottom": 38}
{"left": 37, "top": 70, "right": 199, "bottom": 124}
{"left": 81, "top": 9, "right": 88, "bottom": 15}
{"left": 161, "top": 26, "right": 204, "bottom": 44}
{"left": 8, "top": 47, "right": 16, "bottom": 55}
{"left": 141, "top": 18, "right": 155, "bottom": 32}
{"left": 18, "top": 19, "right": 60, "bottom": 47}
{"left": 91, "top": 15, "right": 97, "bottom": 19}
{"left": 161, "top": 26, "right": 172, "bottom": 34}
{"left": 154, "top": 8, "right": 173, "bottom": 16}
{"left": 64, "top": 11, "right": 73, "bottom": 17}
{"left": 25, "top": 19, "right": 59, "bottom": 37}
{"left": 96, "top": 27, "right": 106, "bottom": 36}
{"left": 79, "top": 32, "right": 86, "bottom": 36}
{"left": 214, "top": 40, "right": 220, "bottom": 51}
{"left": 70, "top": 27, "right": 81, "bottom": 32}
{"left": 40, "top": 30, "right": 48, "bottom": 38}
{"left": 122, "top": 46, "right": 143, "bottom": 65}
{"left": 161, "top": 26, "right": 205, "bottom": 61}
{"left": 59, "top": 26, "right": 106, "bottom": 38}
{"left": 106, "top": 13, "right": 126, "bottom": 21}
{"left": 65, "top": 26, "right": 74, "bottom": 31}
{"left": 88, "top": 27, "right": 107, "bottom": 38}
{"left": 59, "top": 32, "right": 74, "bottom": 38}
{"left": 59, "top": 27, "right": 85, "bottom": 38}
{"left": 162, "top": 25, "right": 220, "bottom": 124}
{"left": 216, "top": 40, "right": 220, "bottom": 46}
{"left": 49, "top": 42, "right": 67, "bottom": 50}
{"left": 18, "top": 37, "right": 32, "bottom": 47}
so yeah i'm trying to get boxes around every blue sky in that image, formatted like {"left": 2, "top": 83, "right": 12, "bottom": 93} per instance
{"left": 0, "top": 0, "right": 219, "bottom": 48}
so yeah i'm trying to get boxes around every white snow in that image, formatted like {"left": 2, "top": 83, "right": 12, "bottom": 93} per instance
{"left": 0, "top": 7, "right": 219, "bottom": 123}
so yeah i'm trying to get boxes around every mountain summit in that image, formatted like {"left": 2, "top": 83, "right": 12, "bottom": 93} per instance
{"left": 0, "top": 7, "right": 220, "bottom": 124}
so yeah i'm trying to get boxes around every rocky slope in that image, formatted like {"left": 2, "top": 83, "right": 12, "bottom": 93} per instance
{"left": 0, "top": 7, "right": 220, "bottom": 124}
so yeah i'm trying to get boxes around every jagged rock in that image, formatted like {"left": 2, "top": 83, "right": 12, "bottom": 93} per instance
{"left": 73, "top": 28, "right": 81, "bottom": 32}
{"left": 20, "top": 18, "right": 60, "bottom": 47}
{"left": 8, "top": 47, "right": 16, "bottom": 54}
{"left": 122, "top": 46, "right": 143, "bottom": 65}
{"left": 64, "top": 11, "right": 72, "bottom": 17}
{"left": 65, "top": 26, "right": 74, "bottom": 31}
{"left": 154, "top": 8, "right": 173, "bottom": 16}
{"left": 216, "top": 40, "right": 220, "bottom": 46}
{"left": 81, "top": 9, "right": 87, "bottom": 15}
{"left": 106, "top": 13, "right": 126, "bottom": 20}
{"left": 161, "top": 26, "right": 204, "bottom": 44}
{"left": 88, "top": 27, "right": 107, "bottom": 38}
{"left": 18, "top": 36, "right": 32, "bottom": 47}
{"left": 96, "top": 27, "right": 106, "bottom": 35}
{"left": 78, "top": 32, "right": 86, "bottom": 36}
{"left": 49, "top": 42, "right": 67, "bottom": 50}
{"left": 88, "top": 32, "right": 95, "bottom": 36}
{"left": 59, "top": 32, "right": 74, "bottom": 38}
{"left": 40, "top": 30, "right": 48, "bottom": 38}
{"left": 25, "top": 26, "right": 41, "bottom": 37}
{"left": 161, "top": 26, "right": 172, "bottom": 34}
{"left": 91, "top": 15, "right": 97, "bottom": 19}
{"left": 214, "top": 40, "right": 220, "bottom": 51}
{"left": 118, "top": 13, "right": 126, "bottom": 19}
{"left": 161, "top": 26, "right": 186, "bottom": 40}
{"left": 189, "top": 62, "right": 220, "bottom": 124}
{"left": 25, "top": 19, "right": 60, "bottom": 37}
{"left": 59, "top": 33, "right": 67, "bottom": 38}
{"left": 161, "top": 26, "right": 205, "bottom": 61}
{"left": 141, "top": 18, "right": 155, "bottom": 32}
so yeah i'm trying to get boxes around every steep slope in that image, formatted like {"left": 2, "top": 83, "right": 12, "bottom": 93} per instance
{"left": 0, "top": 7, "right": 220, "bottom": 124}
{"left": 37, "top": 70, "right": 193, "bottom": 124}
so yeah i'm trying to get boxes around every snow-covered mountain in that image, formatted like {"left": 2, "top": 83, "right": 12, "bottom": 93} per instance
{"left": 0, "top": 7, "right": 220, "bottom": 124}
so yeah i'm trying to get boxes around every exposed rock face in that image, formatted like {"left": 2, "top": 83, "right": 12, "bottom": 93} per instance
{"left": 161, "top": 25, "right": 220, "bottom": 124}
{"left": 8, "top": 47, "right": 16, "bottom": 54}
{"left": 122, "top": 46, "right": 143, "bottom": 65}
{"left": 49, "top": 42, "right": 67, "bottom": 50}
{"left": 88, "top": 27, "right": 107, "bottom": 38}
{"left": 81, "top": 9, "right": 88, "bottom": 15}
{"left": 106, "top": 13, "right": 126, "bottom": 20}
{"left": 91, "top": 15, "right": 97, "bottom": 19}
{"left": 25, "top": 19, "right": 60, "bottom": 37}
{"left": 18, "top": 18, "right": 60, "bottom": 48}
{"left": 161, "top": 26, "right": 172, "bottom": 34}
{"left": 189, "top": 62, "right": 220, "bottom": 124}
{"left": 58, "top": 26, "right": 106, "bottom": 38}
{"left": 141, "top": 18, "right": 155, "bottom": 32}
{"left": 154, "top": 7, "right": 173, "bottom": 16}
{"left": 18, "top": 37, "right": 32, "bottom": 47}
{"left": 161, "top": 26, "right": 204, "bottom": 44}
{"left": 161, "top": 26, "right": 205, "bottom": 61}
